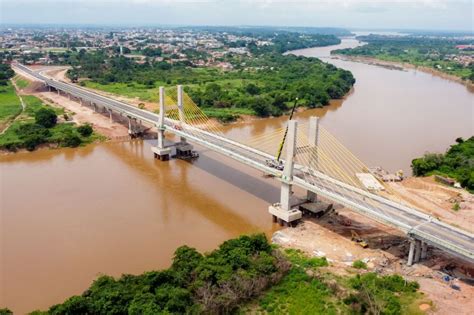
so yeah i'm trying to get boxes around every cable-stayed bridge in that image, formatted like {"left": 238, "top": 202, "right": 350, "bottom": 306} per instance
{"left": 13, "top": 63, "right": 474, "bottom": 266}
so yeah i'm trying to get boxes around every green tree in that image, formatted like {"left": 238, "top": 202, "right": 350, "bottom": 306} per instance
{"left": 35, "top": 108, "right": 57, "bottom": 128}
{"left": 77, "top": 124, "right": 93, "bottom": 137}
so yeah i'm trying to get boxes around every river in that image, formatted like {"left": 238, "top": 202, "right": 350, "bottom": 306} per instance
{"left": 1, "top": 38, "right": 473, "bottom": 313}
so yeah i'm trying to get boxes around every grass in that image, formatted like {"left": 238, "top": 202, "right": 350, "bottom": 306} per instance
{"left": 83, "top": 81, "right": 160, "bottom": 102}
{"left": 352, "top": 260, "right": 368, "bottom": 269}
{"left": 0, "top": 83, "right": 22, "bottom": 128}
{"left": 241, "top": 248, "right": 429, "bottom": 315}
{"left": 14, "top": 76, "right": 30, "bottom": 89}
{"left": 0, "top": 94, "right": 104, "bottom": 151}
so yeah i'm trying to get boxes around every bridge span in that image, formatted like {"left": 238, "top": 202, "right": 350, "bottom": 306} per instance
{"left": 13, "top": 63, "right": 474, "bottom": 266}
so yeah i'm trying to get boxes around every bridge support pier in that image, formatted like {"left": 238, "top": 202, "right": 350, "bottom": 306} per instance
{"left": 421, "top": 241, "right": 428, "bottom": 260}
{"left": 269, "top": 120, "right": 302, "bottom": 227}
{"left": 108, "top": 109, "right": 113, "bottom": 123}
{"left": 175, "top": 85, "right": 195, "bottom": 158}
{"left": 152, "top": 86, "right": 171, "bottom": 161}
{"left": 407, "top": 239, "right": 416, "bottom": 266}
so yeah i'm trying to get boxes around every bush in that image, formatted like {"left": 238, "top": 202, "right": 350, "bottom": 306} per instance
{"left": 0, "top": 308, "right": 13, "bottom": 315}
{"left": 43, "top": 234, "right": 286, "bottom": 314}
{"left": 35, "top": 108, "right": 57, "bottom": 128}
{"left": 77, "top": 124, "right": 93, "bottom": 137}
{"left": 352, "top": 260, "right": 368, "bottom": 269}
{"left": 15, "top": 123, "right": 51, "bottom": 151}
{"left": 61, "top": 132, "right": 82, "bottom": 147}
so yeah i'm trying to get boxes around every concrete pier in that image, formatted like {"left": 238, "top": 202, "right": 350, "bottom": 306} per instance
{"left": 152, "top": 86, "right": 171, "bottom": 160}
{"left": 407, "top": 239, "right": 416, "bottom": 266}
{"left": 268, "top": 120, "right": 302, "bottom": 226}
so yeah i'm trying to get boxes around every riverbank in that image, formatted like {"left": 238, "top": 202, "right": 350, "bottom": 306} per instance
{"left": 0, "top": 73, "right": 106, "bottom": 153}
{"left": 3, "top": 234, "right": 427, "bottom": 314}
{"left": 333, "top": 54, "right": 474, "bottom": 91}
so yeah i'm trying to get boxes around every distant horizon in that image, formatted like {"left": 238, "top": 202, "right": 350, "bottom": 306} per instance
{"left": 1, "top": 0, "right": 472, "bottom": 32}
{"left": 0, "top": 23, "right": 472, "bottom": 34}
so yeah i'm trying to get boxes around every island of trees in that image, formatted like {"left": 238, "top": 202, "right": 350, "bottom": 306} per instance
{"left": 0, "top": 234, "right": 425, "bottom": 314}
{"left": 411, "top": 137, "right": 474, "bottom": 192}
{"left": 334, "top": 34, "right": 474, "bottom": 83}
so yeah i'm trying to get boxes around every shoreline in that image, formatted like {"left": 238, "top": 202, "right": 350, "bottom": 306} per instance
{"left": 333, "top": 54, "right": 474, "bottom": 91}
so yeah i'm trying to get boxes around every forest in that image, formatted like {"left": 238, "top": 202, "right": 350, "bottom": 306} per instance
{"left": 411, "top": 137, "right": 474, "bottom": 191}
{"left": 333, "top": 35, "right": 474, "bottom": 82}
{"left": 4, "top": 234, "right": 424, "bottom": 314}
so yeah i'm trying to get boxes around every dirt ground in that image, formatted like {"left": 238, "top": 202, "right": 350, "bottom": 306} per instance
{"left": 273, "top": 202, "right": 474, "bottom": 314}
{"left": 387, "top": 176, "right": 473, "bottom": 233}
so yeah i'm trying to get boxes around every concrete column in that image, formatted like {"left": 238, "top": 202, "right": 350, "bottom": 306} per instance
{"left": 414, "top": 240, "right": 422, "bottom": 263}
{"left": 108, "top": 109, "right": 113, "bottom": 123}
{"left": 151, "top": 86, "right": 171, "bottom": 160}
{"left": 48, "top": 85, "right": 51, "bottom": 92}
{"left": 57, "top": 90, "right": 60, "bottom": 95}
{"left": 307, "top": 116, "right": 319, "bottom": 202}
{"left": 158, "top": 86, "right": 166, "bottom": 149}
{"left": 128, "top": 117, "right": 132, "bottom": 134}
{"left": 280, "top": 120, "right": 297, "bottom": 211}
{"left": 421, "top": 241, "right": 428, "bottom": 260}
{"left": 407, "top": 239, "right": 415, "bottom": 266}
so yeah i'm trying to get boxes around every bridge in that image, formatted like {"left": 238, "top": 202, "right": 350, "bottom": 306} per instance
{"left": 13, "top": 63, "right": 474, "bottom": 266}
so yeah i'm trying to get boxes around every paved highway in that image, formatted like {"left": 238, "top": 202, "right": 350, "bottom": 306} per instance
{"left": 14, "top": 63, "right": 474, "bottom": 263}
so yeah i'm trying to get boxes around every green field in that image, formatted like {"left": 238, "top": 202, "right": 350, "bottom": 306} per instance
{"left": 0, "top": 94, "right": 104, "bottom": 151}
{"left": 0, "top": 83, "right": 22, "bottom": 130}
{"left": 14, "top": 76, "right": 30, "bottom": 89}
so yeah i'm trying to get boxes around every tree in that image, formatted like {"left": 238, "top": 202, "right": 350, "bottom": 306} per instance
{"left": 61, "top": 132, "right": 82, "bottom": 147}
{"left": 249, "top": 96, "right": 272, "bottom": 117}
{"left": 35, "top": 108, "right": 57, "bottom": 128}
{"left": 411, "top": 153, "right": 443, "bottom": 176}
{"left": 245, "top": 83, "right": 260, "bottom": 95}
{"left": 77, "top": 124, "right": 93, "bottom": 137}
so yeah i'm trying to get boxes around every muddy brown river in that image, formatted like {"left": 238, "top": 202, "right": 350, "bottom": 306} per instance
{"left": 1, "top": 38, "right": 473, "bottom": 313}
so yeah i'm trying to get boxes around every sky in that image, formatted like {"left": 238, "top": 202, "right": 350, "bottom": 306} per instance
{"left": 1, "top": 0, "right": 473, "bottom": 31}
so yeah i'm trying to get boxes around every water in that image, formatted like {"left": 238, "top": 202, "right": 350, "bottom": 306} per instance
{"left": 1, "top": 38, "right": 473, "bottom": 313}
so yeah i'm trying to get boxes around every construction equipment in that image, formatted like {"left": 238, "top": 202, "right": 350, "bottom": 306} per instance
{"left": 351, "top": 230, "right": 369, "bottom": 248}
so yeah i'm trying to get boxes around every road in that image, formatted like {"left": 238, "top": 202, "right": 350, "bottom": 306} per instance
{"left": 13, "top": 63, "right": 474, "bottom": 263}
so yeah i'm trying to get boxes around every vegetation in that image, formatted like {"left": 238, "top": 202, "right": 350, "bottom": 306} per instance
{"left": 61, "top": 32, "right": 354, "bottom": 121}
{"left": 0, "top": 62, "right": 15, "bottom": 86}
{"left": 334, "top": 35, "right": 474, "bottom": 82}
{"left": 21, "top": 236, "right": 426, "bottom": 315}
{"left": 0, "top": 82, "right": 22, "bottom": 129}
{"left": 0, "top": 94, "right": 102, "bottom": 151}
{"left": 411, "top": 137, "right": 474, "bottom": 191}
{"left": 0, "top": 308, "right": 12, "bottom": 315}
{"left": 352, "top": 260, "right": 368, "bottom": 269}
{"left": 34, "top": 234, "right": 289, "bottom": 314}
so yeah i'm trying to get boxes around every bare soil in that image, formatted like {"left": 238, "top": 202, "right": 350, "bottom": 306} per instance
{"left": 387, "top": 176, "right": 473, "bottom": 233}
{"left": 273, "top": 202, "right": 474, "bottom": 314}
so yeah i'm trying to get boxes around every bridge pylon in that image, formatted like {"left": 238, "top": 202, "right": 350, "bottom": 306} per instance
{"left": 175, "top": 85, "right": 194, "bottom": 158}
{"left": 152, "top": 86, "right": 171, "bottom": 160}
{"left": 269, "top": 120, "right": 302, "bottom": 226}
